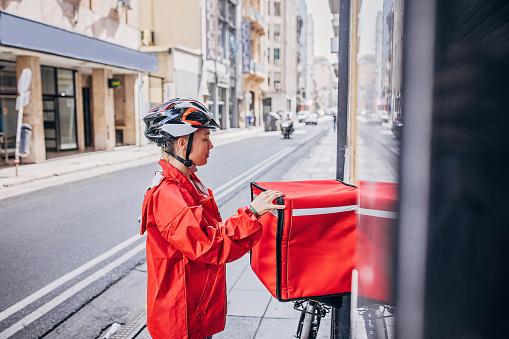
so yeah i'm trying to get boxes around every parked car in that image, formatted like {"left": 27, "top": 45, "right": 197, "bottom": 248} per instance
{"left": 297, "top": 111, "right": 310, "bottom": 123}
{"left": 305, "top": 113, "right": 318, "bottom": 125}
{"left": 264, "top": 112, "right": 281, "bottom": 131}
{"left": 378, "top": 110, "right": 389, "bottom": 123}
{"left": 366, "top": 111, "right": 381, "bottom": 125}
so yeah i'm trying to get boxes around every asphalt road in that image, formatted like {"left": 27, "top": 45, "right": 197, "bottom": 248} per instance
{"left": 0, "top": 119, "right": 330, "bottom": 339}
{"left": 356, "top": 117, "right": 400, "bottom": 183}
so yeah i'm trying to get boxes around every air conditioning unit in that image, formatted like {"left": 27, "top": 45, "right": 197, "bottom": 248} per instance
{"left": 275, "top": 59, "right": 282, "bottom": 66}
{"left": 141, "top": 29, "right": 154, "bottom": 46}
{"left": 275, "top": 83, "right": 282, "bottom": 90}
{"left": 274, "top": 35, "right": 281, "bottom": 43}
{"left": 117, "top": 0, "right": 132, "bottom": 9}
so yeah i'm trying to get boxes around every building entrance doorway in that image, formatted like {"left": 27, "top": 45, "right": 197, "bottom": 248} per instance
{"left": 41, "top": 67, "right": 77, "bottom": 151}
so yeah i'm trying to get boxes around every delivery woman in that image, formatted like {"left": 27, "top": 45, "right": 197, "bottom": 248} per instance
{"left": 139, "top": 98, "right": 285, "bottom": 339}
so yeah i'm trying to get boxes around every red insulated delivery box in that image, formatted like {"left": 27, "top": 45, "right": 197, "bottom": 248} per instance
{"left": 250, "top": 180, "right": 358, "bottom": 302}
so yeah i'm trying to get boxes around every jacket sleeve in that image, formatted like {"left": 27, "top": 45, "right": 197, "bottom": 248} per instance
{"left": 152, "top": 183, "right": 262, "bottom": 265}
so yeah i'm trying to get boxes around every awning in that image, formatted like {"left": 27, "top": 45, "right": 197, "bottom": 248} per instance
{"left": 0, "top": 11, "right": 158, "bottom": 73}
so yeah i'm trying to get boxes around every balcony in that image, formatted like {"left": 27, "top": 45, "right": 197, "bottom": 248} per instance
{"left": 244, "top": 6, "right": 266, "bottom": 35}
{"left": 244, "top": 60, "right": 266, "bottom": 83}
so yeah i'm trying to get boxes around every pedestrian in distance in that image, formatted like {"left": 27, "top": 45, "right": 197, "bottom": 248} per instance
{"left": 139, "top": 98, "right": 285, "bottom": 339}
{"left": 333, "top": 113, "right": 337, "bottom": 131}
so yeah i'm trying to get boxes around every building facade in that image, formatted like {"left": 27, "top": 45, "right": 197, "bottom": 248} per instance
{"left": 313, "top": 56, "right": 335, "bottom": 110}
{"left": 262, "top": 0, "right": 298, "bottom": 119}
{"left": 202, "top": 0, "right": 245, "bottom": 130}
{"left": 0, "top": 0, "right": 157, "bottom": 164}
{"left": 241, "top": 0, "right": 266, "bottom": 128}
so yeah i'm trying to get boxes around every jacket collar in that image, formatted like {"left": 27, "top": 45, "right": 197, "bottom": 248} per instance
{"left": 158, "top": 159, "right": 209, "bottom": 204}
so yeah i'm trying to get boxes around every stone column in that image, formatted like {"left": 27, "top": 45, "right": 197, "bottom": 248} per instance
{"left": 75, "top": 70, "right": 85, "bottom": 151}
{"left": 92, "top": 68, "right": 115, "bottom": 150}
{"left": 123, "top": 74, "right": 138, "bottom": 145}
{"left": 16, "top": 56, "right": 45, "bottom": 163}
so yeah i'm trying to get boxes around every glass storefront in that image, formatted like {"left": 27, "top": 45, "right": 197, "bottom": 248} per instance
{"left": 217, "top": 87, "right": 226, "bottom": 129}
{"left": 0, "top": 61, "right": 17, "bottom": 139}
{"left": 41, "top": 67, "right": 77, "bottom": 151}
{"left": 353, "top": 0, "right": 403, "bottom": 337}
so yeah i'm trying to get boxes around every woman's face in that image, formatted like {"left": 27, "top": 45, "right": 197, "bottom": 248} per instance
{"left": 188, "top": 128, "right": 213, "bottom": 166}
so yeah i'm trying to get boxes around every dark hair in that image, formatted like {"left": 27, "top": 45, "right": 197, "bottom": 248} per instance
{"left": 161, "top": 135, "right": 189, "bottom": 162}
{"left": 163, "top": 138, "right": 179, "bottom": 154}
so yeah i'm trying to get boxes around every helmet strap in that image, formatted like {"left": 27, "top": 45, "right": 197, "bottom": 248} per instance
{"left": 162, "top": 132, "right": 194, "bottom": 168}
{"left": 185, "top": 132, "right": 194, "bottom": 164}
{"left": 163, "top": 149, "right": 193, "bottom": 167}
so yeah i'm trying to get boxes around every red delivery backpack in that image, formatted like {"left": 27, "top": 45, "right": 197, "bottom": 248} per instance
{"left": 356, "top": 180, "right": 398, "bottom": 304}
{"left": 250, "top": 180, "right": 357, "bottom": 303}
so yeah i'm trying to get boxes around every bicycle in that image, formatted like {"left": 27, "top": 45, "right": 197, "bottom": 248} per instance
{"left": 294, "top": 299, "right": 331, "bottom": 339}
{"left": 357, "top": 303, "right": 395, "bottom": 339}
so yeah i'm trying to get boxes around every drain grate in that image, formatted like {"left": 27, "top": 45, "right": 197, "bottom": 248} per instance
{"left": 110, "top": 308, "right": 147, "bottom": 339}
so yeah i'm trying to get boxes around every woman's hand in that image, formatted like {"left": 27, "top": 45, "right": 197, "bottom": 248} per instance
{"left": 250, "top": 190, "right": 286, "bottom": 217}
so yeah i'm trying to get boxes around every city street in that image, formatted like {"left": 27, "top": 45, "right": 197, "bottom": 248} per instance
{"left": 356, "top": 116, "right": 400, "bottom": 183}
{"left": 0, "top": 118, "right": 331, "bottom": 339}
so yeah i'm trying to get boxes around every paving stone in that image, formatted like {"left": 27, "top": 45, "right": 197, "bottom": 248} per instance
{"left": 227, "top": 290, "right": 272, "bottom": 317}
{"left": 213, "top": 316, "right": 260, "bottom": 339}
{"left": 263, "top": 298, "right": 301, "bottom": 319}
{"left": 233, "top": 269, "right": 267, "bottom": 291}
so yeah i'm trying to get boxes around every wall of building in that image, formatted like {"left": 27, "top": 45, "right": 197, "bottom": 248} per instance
{"left": 139, "top": 0, "right": 201, "bottom": 50}
{"left": 0, "top": 1, "right": 152, "bottom": 164}
{"left": 1, "top": 0, "right": 140, "bottom": 49}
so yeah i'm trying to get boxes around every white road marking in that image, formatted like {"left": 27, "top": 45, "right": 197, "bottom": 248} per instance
{"left": 213, "top": 146, "right": 296, "bottom": 202}
{"left": 0, "top": 243, "right": 146, "bottom": 339}
{"left": 0, "top": 234, "right": 141, "bottom": 323}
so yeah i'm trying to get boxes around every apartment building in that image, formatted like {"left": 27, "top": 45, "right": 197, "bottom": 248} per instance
{"left": 0, "top": 0, "right": 157, "bottom": 164}
{"left": 241, "top": 0, "right": 266, "bottom": 128}
{"left": 262, "top": 0, "right": 298, "bottom": 119}
{"left": 313, "top": 56, "right": 335, "bottom": 110}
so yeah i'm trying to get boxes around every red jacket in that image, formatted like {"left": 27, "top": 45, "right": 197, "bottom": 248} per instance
{"left": 140, "top": 160, "right": 262, "bottom": 339}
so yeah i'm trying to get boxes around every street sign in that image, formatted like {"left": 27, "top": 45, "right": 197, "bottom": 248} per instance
{"left": 17, "top": 68, "right": 32, "bottom": 95}
{"left": 15, "top": 91, "right": 30, "bottom": 110}
{"left": 14, "top": 68, "right": 32, "bottom": 176}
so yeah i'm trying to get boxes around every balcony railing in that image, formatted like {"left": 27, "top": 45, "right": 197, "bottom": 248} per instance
{"left": 249, "top": 6, "right": 265, "bottom": 26}
{"left": 251, "top": 61, "right": 266, "bottom": 75}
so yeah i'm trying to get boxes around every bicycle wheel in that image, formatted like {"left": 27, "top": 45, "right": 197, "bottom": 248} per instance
{"left": 300, "top": 300, "right": 317, "bottom": 339}
{"left": 361, "top": 305, "right": 388, "bottom": 339}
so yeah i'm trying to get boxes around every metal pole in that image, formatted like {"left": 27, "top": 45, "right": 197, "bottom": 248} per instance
{"left": 336, "top": 0, "right": 350, "bottom": 182}
{"left": 333, "top": 0, "right": 351, "bottom": 338}
{"left": 14, "top": 103, "right": 23, "bottom": 176}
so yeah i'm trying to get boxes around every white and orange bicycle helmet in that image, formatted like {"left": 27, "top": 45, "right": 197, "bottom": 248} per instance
{"left": 144, "top": 98, "right": 219, "bottom": 167}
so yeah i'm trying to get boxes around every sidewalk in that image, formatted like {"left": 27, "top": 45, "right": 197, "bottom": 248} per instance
{"left": 0, "top": 127, "right": 264, "bottom": 200}
{"left": 112, "top": 127, "right": 339, "bottom": 339}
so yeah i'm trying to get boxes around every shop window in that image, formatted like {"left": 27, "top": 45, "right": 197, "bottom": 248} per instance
{"left": 58, "top": 98, "right": 77, "bottom": 150}
{"left": 41, "top": 67, "right": 56, "bottom": 96}
{"left": 41, "top": 66, "right": 77, "bottom": 151}
{"left": 0, "top": 61, "right": 17, "bottom": 137}
{"left": 218, "top": 87, "right": 226, "bottom": 129}
{"left": 57, "top": 69, "right": 75, "bottom": 96}
{"left": 0, "top": 61, "right": 16, "bottom": 94}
